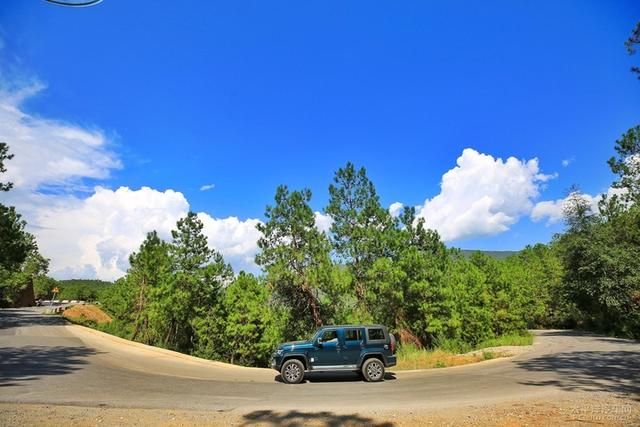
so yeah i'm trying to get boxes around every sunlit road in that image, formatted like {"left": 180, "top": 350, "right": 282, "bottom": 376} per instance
{"left": 0, "top": 308, "right": 638, "bottom": 415}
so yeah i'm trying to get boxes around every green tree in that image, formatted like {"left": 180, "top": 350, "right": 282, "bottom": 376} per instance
{"left": 256, "top": 185, "right": 333, "bottom": 338}
{"left": 607, "top": 126, "right": 640, "bottom": 204}
{"left": 557, "top": 207, "right": 640, "bottom": 337}
{"left": 168, "top": 212, "right": 233, "bottom": 353}
{"left": 501, "top": 244, "right": 571, "bottom": 328}
{"left": 325, "top": 162, "right": 396, "bottom": 309}
{"left": 1, "top": 252, "right": 49, "bottom": 306}
{"left": 126, "top": 231, "right": 173, "bottom": 344}
{"left": 0, "top": 205, "right": 37, "bottom": 272}
{"left": 0, "top": 142, "right": 13, "bottom": 192}
{"left": 367, "top": 207, "right": 450, "bottom": 345}
{"left": 220, "top": 272, "right": 283, "bottom": 366}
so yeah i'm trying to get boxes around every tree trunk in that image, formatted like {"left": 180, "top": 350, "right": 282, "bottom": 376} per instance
{"left": 306, "top": 286, "right": 323, "bottom": 327}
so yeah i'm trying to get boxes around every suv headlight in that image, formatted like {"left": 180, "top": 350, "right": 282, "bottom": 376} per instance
{"left": 276, "top": 349, "right": 284, "bottom": 356}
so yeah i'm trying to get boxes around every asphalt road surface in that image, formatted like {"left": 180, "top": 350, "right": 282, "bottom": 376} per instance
{"left": 1, "top": 307, "right": 638, "bottom": 417}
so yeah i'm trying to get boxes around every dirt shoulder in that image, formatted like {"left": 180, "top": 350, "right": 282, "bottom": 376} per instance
{"left": 63, "top": 304, "right": 112, "bottom": 324}
{"left": 2, "top": 394, "right": 638, "bottom": 426}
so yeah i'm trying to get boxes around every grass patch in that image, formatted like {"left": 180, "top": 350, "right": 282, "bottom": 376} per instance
{"left": 395, "top": 331, "right": 533, "bottom": 371}
{"left": 476, "top": 331, "right": 533, "bottom": 348}
{"left": 395, "top": 347, "right": 488, "bottom": 370}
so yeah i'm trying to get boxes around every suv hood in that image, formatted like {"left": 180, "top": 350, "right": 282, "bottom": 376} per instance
{"left": 278, "top": 340, "right": 314, "bottom": 350}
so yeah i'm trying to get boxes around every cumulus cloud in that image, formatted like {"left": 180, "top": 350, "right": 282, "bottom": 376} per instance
{"left": 416, "top": 148, "right": 555, "bottom": 241}
{"left": 30, "top": 187, "right": 189, "bottom": 280}
{"left": 200, "top": 183, "right": 215, "bottom": 191}
{"left": 199, "top": 213, "right": 262, "bottom": 274}
{"left": 314, "top": 211, "right": 333, "bottom": 234}
{"left": 389, "top": 202, "right": 404, "bottom": 218}
{"left": 0, "top": 83, "right": 262, "bottom": 280}
{"left": 20, "top": 185, "right": 263, "bottom": 280}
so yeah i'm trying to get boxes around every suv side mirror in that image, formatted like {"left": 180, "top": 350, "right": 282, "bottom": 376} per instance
{"left": 316, "top": 338, "right": 323, "bottom": 348}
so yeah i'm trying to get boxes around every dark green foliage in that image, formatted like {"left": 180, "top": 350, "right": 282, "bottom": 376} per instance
{"left": 325, "top": 162, "right": 396, "bottom": 309}
{"left": 256, "top": 186, "right": 333, "bottom": 339}
{"left": 557, "top": 199, "right": 640, "bottom": 338}
{"left": 218, "top": 272, "right": 284, "bottom": 366}
{"left": 0, "top": 205, "right": 37, "bottom": 272}
{"left": 0, "top": 143, "right": 50, "bottom": 307}
{"left": 167, "top": 213, "right": 233, "bottom": 353}
{"left": 608, "top": 126, "right": 640, "bottom": 204}
{"left": 626, "top": 21, "right": 640, "bottom": 78}
{"left": 54, "top": 279, "right": 113, "bottom": 301}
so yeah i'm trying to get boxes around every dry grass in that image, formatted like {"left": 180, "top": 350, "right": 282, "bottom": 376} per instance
{"left": 63, "top": 304, "right": 112, "bottom": 325}
{"left": 395, "top": 347, "right": 499, "bottom": 370}
{"left": 395, "top": 332, "right": 533, "bottom": 370}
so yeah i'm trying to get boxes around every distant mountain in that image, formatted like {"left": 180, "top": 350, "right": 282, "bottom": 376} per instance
{"left": 458, "top": 249, "right": 518, "bottom": 260}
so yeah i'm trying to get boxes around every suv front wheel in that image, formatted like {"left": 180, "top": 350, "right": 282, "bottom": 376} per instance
{"left": 281, "top": 359, "right": 305, "bottom": 384}
{"left": 362, "top": 358, "right": 385, "bottom": 382}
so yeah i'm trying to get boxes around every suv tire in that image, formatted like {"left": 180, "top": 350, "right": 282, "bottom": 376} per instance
{"left": 362, "top": 358, "right": 385, "bottom": 382}
{"left": 281, "top": 359, "right": 305, "bottom": 384}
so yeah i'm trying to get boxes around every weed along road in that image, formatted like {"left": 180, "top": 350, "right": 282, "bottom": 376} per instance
{"left": 1, "top": 308, "right": 639, "bottom": 424}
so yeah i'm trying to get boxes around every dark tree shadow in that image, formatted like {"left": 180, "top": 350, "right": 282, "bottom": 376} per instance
{"left": 516, "top": 350, "right": 640, "bottom": 398}
{"left": 0, "top": 345, "right": 98, "bottom": 387}
{"left": 595, "top": 337, "right": 640, "bottom": 346}
{"left": 274, "top": 371, "right": 396, "bottom": 383}
{"left": 0, "top": 308, "right": 67, "bottom": 331}
{"left": 242, "top": 410, "right": 394, "bottom": 426}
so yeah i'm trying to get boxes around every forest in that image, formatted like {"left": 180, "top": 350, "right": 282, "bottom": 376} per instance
{"left": 0, "top": 24, "right": 638, "bottom": 368}
{"left": 1, "top": 124, "right": 638, "bottom": 367}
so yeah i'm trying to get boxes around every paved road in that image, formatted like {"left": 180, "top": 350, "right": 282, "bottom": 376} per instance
{"left": 0, "top": 308, "right": 638, "bottom": 415}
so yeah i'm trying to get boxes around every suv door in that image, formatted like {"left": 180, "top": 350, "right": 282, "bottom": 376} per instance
{"left": 311, "top": 328, "right": 342, "bottom": 368}
{"left": 342, "top": 327, "right": 364, "bottom": 367}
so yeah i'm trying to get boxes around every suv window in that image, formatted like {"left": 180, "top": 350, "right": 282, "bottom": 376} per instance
{"left": 344, "top": 328, "right": 361, "bottom": 341}
{"left": 320, "top": 329, "right": 338, "bottom": 343}
{"left": 367, "top": 328, "right": 385, "bottom": 341}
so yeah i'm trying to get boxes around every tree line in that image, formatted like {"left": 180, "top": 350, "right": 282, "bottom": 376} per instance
{"left": 0, "top": 142, "right": 50, "bottom": 306}
{"left": 96, "top": 121, "right": 638, "bottom": 368}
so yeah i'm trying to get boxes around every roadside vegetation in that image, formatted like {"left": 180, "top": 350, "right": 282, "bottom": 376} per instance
{"left": 1, "top": 22, "right": 638, "bottom": 369}
{"left": 396, "top": 347, "right": 497, "bottom": 370}
{"left": 395, "top": 331, "right": 533, "bottom": 370}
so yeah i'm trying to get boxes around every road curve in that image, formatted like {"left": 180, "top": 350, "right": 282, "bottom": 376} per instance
{"left": 1, "top": 308, "right": 638, "bottom": 415}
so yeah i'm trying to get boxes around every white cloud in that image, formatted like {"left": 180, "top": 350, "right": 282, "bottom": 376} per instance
{"left": 530, "top": 199, "right": 567, "bottom": 224}
{"left": 0, "top": 83, "right": 121, "bottom": 192}
{"left": 199, "top": 213, "right": 262, "bottom": 274}
{"left": 0, "top": 83, "right": 262, "bottom": 280}
{"left": 200, "top": 183, "right": 215, "bottom": 191}
{"left": 16, "top": 186, "right": 263, "bottom": 280}
{"left": 416, "top": 148, "right": 554, "bottom": 241}
{"left": 30, "top": 187, "right": 189, "bottom": 280}
{"left": 314, "top": 211, "right": 333, "bottom": 234}
{"left": 389, "top": 202, "right": 404, "bottom": 217}
{"left": 561, "top": 157, "right": 574, "bottom": 167}
{"left": 531, "top": 187, "right": 628, "bottom": 225}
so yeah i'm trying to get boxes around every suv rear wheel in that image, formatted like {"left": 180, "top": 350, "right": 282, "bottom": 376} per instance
{"left": 362, "top": 358, "right": 385, "bottom": 382}
{"left": 281, "top": 359, "right": 305, "bottom": 384}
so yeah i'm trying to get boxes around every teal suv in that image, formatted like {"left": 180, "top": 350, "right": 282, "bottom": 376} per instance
{"left": 270, "top": 325, "right": 397, "bottom": 384}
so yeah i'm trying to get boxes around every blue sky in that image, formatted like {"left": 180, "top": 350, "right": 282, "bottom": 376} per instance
{"left": 0, "top": 1, "right": 639, "bottom": 279}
